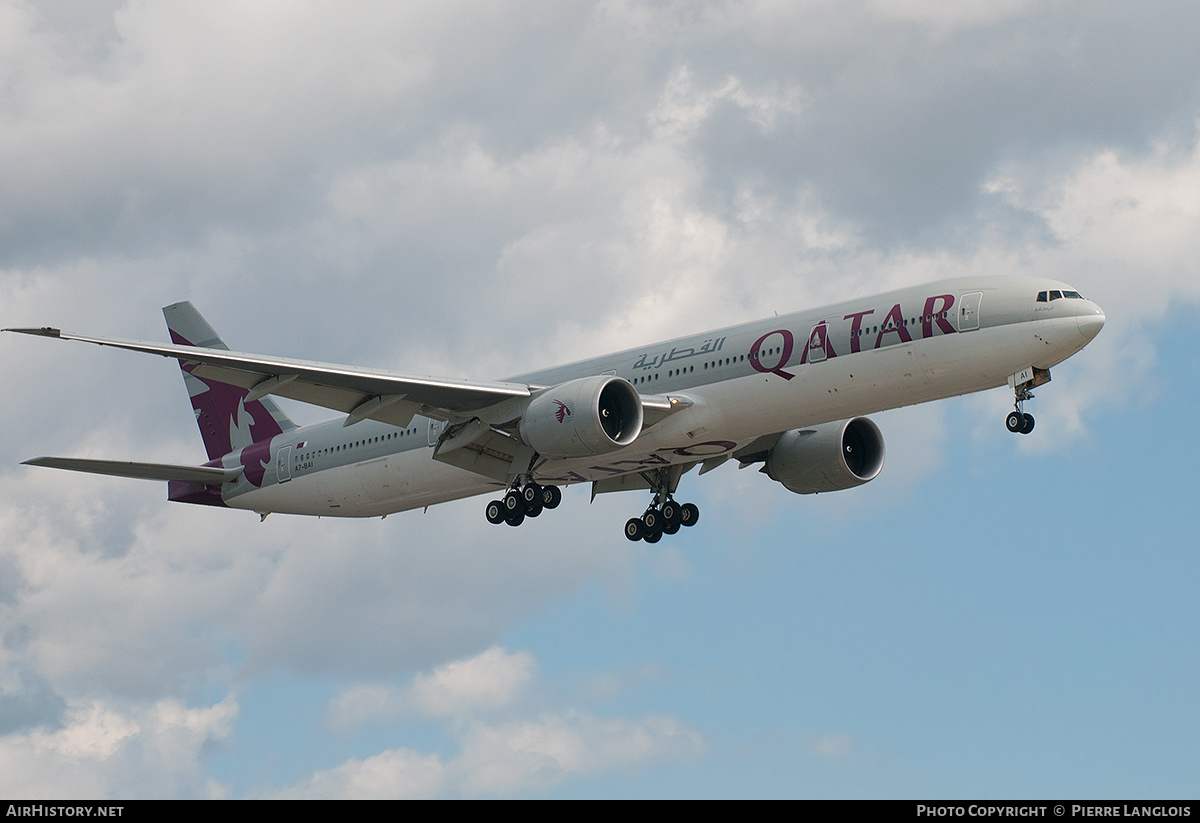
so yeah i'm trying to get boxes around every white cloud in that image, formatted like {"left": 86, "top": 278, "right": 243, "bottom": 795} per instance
{"left": 454, "top": 712, "right": 703, "bottom": 797}
{"left": 312, "top": 647, "right": 702, "bottom": 798}
{"left": 651, "top": 65, "right": 804, "bottom": 141}
{"left": 279, "top": 711, "right": 702, "bottom": 799}
{"left": 409, "top": 647, "right": 536, "bottom": 718}
{"left": 272, "top": 747, "right": 447, "bottom": 800}
{"left": 329, "top": 647, "right": 536, "bottom": 728}
{"left": 0, "top": 697, "right": 235, "bottom": 799}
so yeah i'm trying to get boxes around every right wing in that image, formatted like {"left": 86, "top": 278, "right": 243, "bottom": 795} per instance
{"left": 22, "top": 457, "right": 243, "bottom": 484}
{"left": 4, "top": 327, "right": 532, "bottom": 428}
{"left": 6, "top": 325, "right": 696, "bottom": 486}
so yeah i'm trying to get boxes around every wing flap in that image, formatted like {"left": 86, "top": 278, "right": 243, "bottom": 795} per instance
{"left": 23, "top": 457, "right": 243, "bottom": 484}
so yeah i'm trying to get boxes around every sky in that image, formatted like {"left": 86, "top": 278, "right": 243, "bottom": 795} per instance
{"left": 1, "top": 0, "right": 1198, "bottom": 799}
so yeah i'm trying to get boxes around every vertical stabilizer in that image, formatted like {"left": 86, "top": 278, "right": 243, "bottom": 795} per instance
{"left": 163, "top": 302, "right": 296, "bottom": 461}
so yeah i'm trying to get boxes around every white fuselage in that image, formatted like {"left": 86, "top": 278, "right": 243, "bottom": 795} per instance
{"left": 220, "top": 275, "right": 1104, "bottom": 517}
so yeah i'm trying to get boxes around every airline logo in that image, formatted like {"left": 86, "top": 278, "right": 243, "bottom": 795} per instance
{"left": 554, "top": 400, "right": 572, "bottom": 423}
{"left": 748, "top": 293, "right": 959, "bottom": 380}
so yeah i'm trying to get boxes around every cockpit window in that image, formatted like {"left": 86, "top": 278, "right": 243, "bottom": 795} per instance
{"left": 1037, "top": 289, "right": 1085, "bottom": 302}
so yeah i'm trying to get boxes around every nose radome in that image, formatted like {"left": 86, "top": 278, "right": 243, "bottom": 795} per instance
{"left": 1077, "top": 303, "right": 1105, "bottom": 341}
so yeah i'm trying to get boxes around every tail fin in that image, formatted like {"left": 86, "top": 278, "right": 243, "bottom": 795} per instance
{"left": 163, "top": 302, "right": 296, "bottom": 461}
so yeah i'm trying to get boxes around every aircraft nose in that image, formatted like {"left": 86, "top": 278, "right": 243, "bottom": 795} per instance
{"left": 1077, "top": 302, "right": 1105, "bottom": 341}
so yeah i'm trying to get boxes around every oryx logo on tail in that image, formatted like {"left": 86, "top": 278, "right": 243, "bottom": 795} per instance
{"left": 164, "top": 302, "right": 297, "bottom": 486}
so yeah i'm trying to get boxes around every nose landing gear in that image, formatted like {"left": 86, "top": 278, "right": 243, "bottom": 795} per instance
{"left": 1005, "top": 369, "right": 1044, "bottom": 435}
{"left": 1005, "top": 409, "right": 1035, "bottom": 434}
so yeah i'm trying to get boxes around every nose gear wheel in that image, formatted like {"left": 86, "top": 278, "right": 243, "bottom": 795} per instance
{"left": 1006, "top": 380, "right": 1036, "bottom": 435}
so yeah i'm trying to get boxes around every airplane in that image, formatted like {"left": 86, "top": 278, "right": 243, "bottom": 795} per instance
{"left": 5, "top": 275, "right": 1104, "bottom": 542}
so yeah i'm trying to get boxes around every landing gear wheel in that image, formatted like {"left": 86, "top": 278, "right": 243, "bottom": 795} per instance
{"left": 524, "top": 495, "right": 544, "bottom": 517}
{"left": 624, "top": 518, "right": 645, "bottom": 541}
{"left": 522, "top": 483, "right": 542, "bottom": 505}
{"left": 541, "top": 485, "right": 562, "bottom": 509}
{"left": 640, "top": 509, "right": 664, "bottom": 543}
{"left": 503, "top": 489, "right": 523, "bottom": 514}
{"left": 1020, "top": 413, "right": 1035, "bottom": 435}
{"left": 630, "top": 466, "right": 700, "bottom": 541}
{"left": 641, "top": 508, "right": 662, "bottom": 533}
{"left": 660, "top": 500, "right": 680, "bottom": 526}
{"left": 1006, "top": 411, "right": 1024, "bottom": 433}
{"left": 505, "top": 510, "right": 525, "bottom": 527}
{"left": 485, "top": 500, "right": 506, "bottom": 525}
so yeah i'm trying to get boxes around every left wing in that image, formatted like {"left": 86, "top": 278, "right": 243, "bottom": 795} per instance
{"left": 4, "top": 327, "right": 532, "bottom": 428}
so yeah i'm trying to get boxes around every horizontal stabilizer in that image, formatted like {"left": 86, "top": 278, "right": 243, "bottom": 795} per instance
{"left": 23, "top": 457, "right": 243, "bottom": 485}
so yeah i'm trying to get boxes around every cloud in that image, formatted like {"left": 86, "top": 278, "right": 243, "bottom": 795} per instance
{"left": 0, "top": 696, "right": 235, "bottom": 799}
{"left": 328, "top": 647, "right": 536, "bottom": 728}
{"left": 311, "top": 646, "right": 703, "bottom": 798}
{"left": 278, "top": 712, "right": 703, "bottom": 799}
{"left": 269, "top": 747, "right": 447, "bottom": 800}
{"left": 452, "top": 711, "right": 703, "bottom": 797}
{"left": 409, "top": 647, "right": 536, "bottom": 718}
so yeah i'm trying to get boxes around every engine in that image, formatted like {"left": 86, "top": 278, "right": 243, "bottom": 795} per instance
{"left": 519, "top": 375, "right": 644, "bottom": 458}
{"left": 765, "top": 417, "right": 885, "bottom": 494}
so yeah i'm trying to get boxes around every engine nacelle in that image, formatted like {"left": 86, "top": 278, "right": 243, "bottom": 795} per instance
{"left": 765, "top": 417, "right": 885, "bottom": 494}
{"left": 519, "top": 375, "right": 643, "bottom": 458}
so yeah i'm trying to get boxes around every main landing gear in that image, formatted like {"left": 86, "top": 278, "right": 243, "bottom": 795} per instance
{"left": 485, "top": 482, "right": 562, "bottom": 527}
{"left": 1006, "top": 381, "right": 1036, "bottom": 435}
{"left": 623, "top": 494, "right": 700, "bottom": 543}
